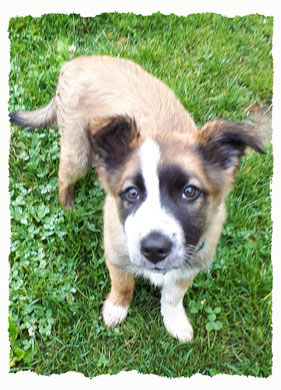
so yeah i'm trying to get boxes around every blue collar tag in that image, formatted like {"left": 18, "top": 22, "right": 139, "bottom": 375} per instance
{"left": 198, "top": 240, "right": 206, "bottom": 251}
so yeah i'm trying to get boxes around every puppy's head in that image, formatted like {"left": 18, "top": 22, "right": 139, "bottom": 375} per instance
{"left": 90, "top": 116, "right": 264, "bottom": 272}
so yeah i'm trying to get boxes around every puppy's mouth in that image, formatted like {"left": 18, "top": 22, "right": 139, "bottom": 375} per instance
{"left": 149, "top": 265, "right": 178, "bottom": 274}
{"left": 134, "top": 239, "right": 204, "bottom": 273}
{"left": 140, "top": 257, "right": 186, "bottom": 273}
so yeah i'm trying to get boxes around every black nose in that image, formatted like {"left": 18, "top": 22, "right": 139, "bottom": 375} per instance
{"left": 140, "top": 232, "right": 173, "bottom": 264}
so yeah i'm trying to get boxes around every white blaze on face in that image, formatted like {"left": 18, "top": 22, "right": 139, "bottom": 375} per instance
{"left": 139, "top": 138, "right": 161, "bottom": 212}
{"left": 124, "top": 138, "right": 185, "bottom": 269}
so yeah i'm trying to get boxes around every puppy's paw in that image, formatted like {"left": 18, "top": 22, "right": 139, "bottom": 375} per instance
{"left": 161, "top": 303, "right": 194, "bottom": 342}
{"left": 58, "top": 184, "right": 75, "bottom": 209}
{"left": 102, "top": 299, "right": 129, "bottom": 328}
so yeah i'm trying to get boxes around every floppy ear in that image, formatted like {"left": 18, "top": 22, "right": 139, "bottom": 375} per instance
{"left": 196, "top": 120, "right": 264, "bottom": 173}
{"left": 89, "top": 115, "right": 139, "bottom": 170}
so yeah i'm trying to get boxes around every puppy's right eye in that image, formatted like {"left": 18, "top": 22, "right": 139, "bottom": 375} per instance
{"left": 182, "top": 185, "right": 200, "bottom": 201}
{"left": 123, "top": 187, "right": 140, "bottom": 202}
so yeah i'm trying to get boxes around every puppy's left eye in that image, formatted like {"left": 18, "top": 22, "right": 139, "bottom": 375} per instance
{"left": 123, "top": 187, "right": 140, "bottom": 202}
{"left": 182, "top": 185, "right": 200, "bottom": 200}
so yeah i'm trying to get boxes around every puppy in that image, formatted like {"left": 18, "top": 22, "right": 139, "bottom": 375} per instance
{"left": 10, "top": 55, "right": 264, "bottom": 342}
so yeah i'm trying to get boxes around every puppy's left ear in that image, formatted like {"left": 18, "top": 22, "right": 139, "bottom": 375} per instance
{"left": 196, "top": 120, "right": 264, "bottom": 173}
{"left": 89, "top": 115, "right": 139, "bottom": 170}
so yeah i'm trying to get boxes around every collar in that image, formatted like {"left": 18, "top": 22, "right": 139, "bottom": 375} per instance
{"left": 198, "top": 240, "right": 206, "bottom": 252}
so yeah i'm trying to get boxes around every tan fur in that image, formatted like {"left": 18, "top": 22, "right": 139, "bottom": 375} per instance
{"left": 10, "top": 55, "right": 263, "bottom": 341}
{"left": 103, "top": 262, "right": 134, "bottom": 307}
{"left": 11, "top": 56, "right": 199, "bottom": 207}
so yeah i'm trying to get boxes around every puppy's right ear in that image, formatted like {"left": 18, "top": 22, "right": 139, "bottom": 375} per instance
{"left": 89, "top": 116, "right": 140, "bottom": 170}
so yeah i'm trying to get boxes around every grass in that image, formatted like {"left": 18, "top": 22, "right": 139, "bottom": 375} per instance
{"left": 8, "top": 13, "right": 273, "bottom": 377}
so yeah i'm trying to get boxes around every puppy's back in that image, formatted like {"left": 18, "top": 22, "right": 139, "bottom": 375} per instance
{"left": 56, "top": 56, "right": 197, "bottom": 137}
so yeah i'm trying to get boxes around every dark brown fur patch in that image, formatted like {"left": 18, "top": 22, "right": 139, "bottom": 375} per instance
{"left": 156, "top": 133, "right": 221, "bottom": 199}
{"left": 88, "top": 115, "right": 142, "bottom": 194}
{"left": 196, "top": 120, "right": 264, "bottom": 170}
{"left": 89, "top": 115, "right": 140, "bottom": 169}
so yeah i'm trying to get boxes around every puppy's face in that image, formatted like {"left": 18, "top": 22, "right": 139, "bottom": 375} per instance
{"left": 90, "top": 116, "right": 263, "bottom": 272}
{"left": 119, "top": 138, "right": 207, "bottom": 272}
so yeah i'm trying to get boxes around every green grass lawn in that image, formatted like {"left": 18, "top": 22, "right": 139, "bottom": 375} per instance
{"left": 8, "top": 13, "right": 273, "bottom": 377}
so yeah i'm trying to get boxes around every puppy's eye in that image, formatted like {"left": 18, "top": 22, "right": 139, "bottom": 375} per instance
{"left": 182, "top": 185, "right": 200, "bottom": 200}
{"left": 124, "top": 187, "right": 140, "bottom": 202}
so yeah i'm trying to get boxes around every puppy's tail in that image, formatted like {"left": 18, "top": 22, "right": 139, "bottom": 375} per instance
{"left": 9, "top": 97, "right": 57, "bottom": 130}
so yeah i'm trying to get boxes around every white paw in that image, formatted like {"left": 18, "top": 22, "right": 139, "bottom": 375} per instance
{"left": 102, "top": 300, "right": 129, "bottom": 328}
{"left": 161, "top": 302, "right": 194, "bottom": 342}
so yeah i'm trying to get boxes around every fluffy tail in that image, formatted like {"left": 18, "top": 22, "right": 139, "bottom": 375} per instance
{"left": 9, "top": 98, "right": 57, "bottom": 130}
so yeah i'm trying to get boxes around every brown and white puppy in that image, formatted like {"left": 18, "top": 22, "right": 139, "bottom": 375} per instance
{"left": 10, "top": 55, "right": 264, "bottom": 342}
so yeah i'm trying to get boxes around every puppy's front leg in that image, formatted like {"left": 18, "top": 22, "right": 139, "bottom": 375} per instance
{"left": 161, "top": 278, "right": 195, "bottom": 342}
{"left": 102, "top": 262, "right": 134, "bottom": 328}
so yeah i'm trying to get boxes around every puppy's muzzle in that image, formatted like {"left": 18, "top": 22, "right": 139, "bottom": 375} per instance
{"left": 140, "top": 231, "right": 173, "bottom": 264}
